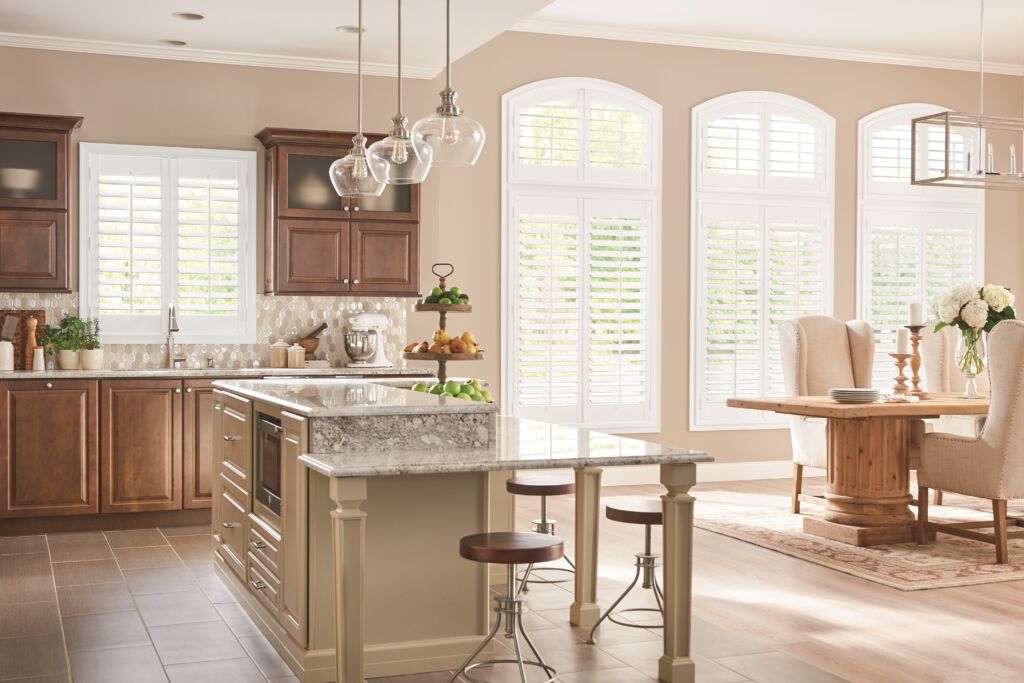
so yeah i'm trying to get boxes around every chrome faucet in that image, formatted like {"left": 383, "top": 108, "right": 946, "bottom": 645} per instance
{"left": 167, "top": 303, "right": 185, "bottom": 369}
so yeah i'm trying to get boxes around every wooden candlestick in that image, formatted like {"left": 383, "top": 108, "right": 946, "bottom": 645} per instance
{"left": 905, "top": 324, "right": 928, "bottom": 399}
{"left": 890, "top": 353, "right": 912, "bottom": 397}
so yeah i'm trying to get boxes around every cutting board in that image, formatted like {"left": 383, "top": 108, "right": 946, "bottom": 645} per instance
{"left": 0, "top": 310, "right": 45, "bottom": 370}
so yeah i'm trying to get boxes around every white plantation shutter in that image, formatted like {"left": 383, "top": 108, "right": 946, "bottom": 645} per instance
{"left": 858, "top": 105, "right": 983, "bottom": 388}
{"left": 80, "top": 144, "right": 256, "bottom": 343}
{"left": 503, "top": 78, "right": 661, "bottom": 432}
{"left": 692, "top": 92, "right": 834, "bottom": 429}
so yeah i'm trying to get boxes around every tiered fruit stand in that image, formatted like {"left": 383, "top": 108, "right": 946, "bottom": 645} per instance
{"left": 403, "top": 263, "right": 482, "bottom": 383}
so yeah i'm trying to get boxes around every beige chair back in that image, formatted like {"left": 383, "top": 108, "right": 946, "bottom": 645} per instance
{"left": 976, "top": 320, "right": 1024, "bottom": 493}
{"left": 779, "top": 316, "right": 875, "bottom": 396}
{"left": 920, "top": 324, "right": 990, "bottom": 394}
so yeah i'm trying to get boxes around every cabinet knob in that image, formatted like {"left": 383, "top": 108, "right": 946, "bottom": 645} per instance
{"left": 353, "top": 205, "right": 360, "bottom": 212}
{"left": 45, "top": 382, "right": 52, "bottom": 389}
{"left": 250, "top": 580, "right": 266, "bottom": 591}
{"left": 251, "top": 540, "right": 267, "bottom": 550}
{"left": 222, "top": 522, "right": 235, "bottom": 528}
{"left": 175, "top": 388, "right": 182, "bottom": 393}
{"left": 223, "top": 435, "right": 241, "bottom": 442}
{"left": 353, "top": 279, "right": 360, "bottom": 285}
{"left": 185, "top": 387, "right": 192, "bottom": 393}
{"left": 342, "top": 278, "right": 350, "bottom": 284}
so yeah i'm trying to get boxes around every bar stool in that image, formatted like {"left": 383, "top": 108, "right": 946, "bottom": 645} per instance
{"left": 447, "top": 532, "right": 562, "bottom": 683}
{"left": 506, "top": 474, "right": 576, "bottom": 592}
{"left": 587, "top": 497, "right": 664, "bottom": 645}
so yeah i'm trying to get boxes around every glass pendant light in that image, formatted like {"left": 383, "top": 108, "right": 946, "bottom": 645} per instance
{"left": 329, "top": 0, "right": 385, "bottom": 198}
{"left": 368, "top": 0, "right": 432, "bottom": 184}
{"left": 411, "top": 0, "right": 485, "bottom": 166}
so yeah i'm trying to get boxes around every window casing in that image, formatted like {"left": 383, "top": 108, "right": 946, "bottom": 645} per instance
{"left": 79, "top": 143, "right": 257, "bottom": 344}
{"left": 691, "top": 92, "right": 836, "bottom": 430}
{"left": 502, "top": 77, "right": 662, "bottom": 433}
{"left": 857, "top": 104, "right": 984, "bottom": 388}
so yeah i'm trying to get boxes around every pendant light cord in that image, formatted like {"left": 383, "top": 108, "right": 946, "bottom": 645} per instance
{"left": 397, "top": 0, "right": 403, "bottom": 113}
{"left": 979, "top": 0, "right": 985, "bottom": 117}
{"left": 445, "top": 0, "right": 452, "bottom": 90}
{"left": 357, "top": 0, "right": 364, "bottom": 135}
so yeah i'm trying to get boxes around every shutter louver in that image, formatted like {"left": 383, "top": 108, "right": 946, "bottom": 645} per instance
{"left": 769, "top": 115, "right": 818, "bottom": 178}
{"left": 705, "top": 113, "right": 760, "bottom": 176}
{"left": 518, "top": 100, "right": 579, "bottom": 168}
{"left": 96, "top": 172, "right": 162, "bottom": 316}
{"left": 866, "top": 218, "right": 920, "bottom": 388}
{"left": 589, "top": 101, "right": 646, "bottom": 171}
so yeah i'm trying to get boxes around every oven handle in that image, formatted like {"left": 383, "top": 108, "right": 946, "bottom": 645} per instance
{"left": 258, "top": 417, "right": 283, "bottom": 434}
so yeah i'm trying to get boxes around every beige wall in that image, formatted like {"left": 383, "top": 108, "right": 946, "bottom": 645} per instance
{"left": 2, "top": 34, "right": 1022, "bottom": 463}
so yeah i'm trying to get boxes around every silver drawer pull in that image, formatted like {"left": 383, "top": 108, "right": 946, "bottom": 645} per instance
{"left": 222, "top": 522, "right": 235, "bottom": 528}
{"left": 45, "top": 382, "right": 53, "bottom": 389}
{"left": 223, "top": 435, "right": 241, "bottom": 442}
{"left": 250, "top": 580, "right": 266, "bottom": 591}
{"left": 251, "top": 541, "right": 267, "bottom": 550}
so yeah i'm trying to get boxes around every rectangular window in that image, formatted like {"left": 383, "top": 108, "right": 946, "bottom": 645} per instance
{"left": 80, "top": 143, "right": 256, "bottom": 343}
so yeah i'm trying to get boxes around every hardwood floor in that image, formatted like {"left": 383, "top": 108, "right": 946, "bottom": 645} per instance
{"left": 0, "top": 478, "right": 1018, "bottom": 682}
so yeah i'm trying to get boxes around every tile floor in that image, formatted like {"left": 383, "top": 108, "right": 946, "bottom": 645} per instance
{"left": 0, "top": 487, "right": 846, "bottom": 683}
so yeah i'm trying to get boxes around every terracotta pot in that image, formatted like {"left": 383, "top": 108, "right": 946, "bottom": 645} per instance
{"left": 80, "top": 348, "right": 104, "bottom": 371}
{"left": 57, "top": 349, "right": 80, "bottom": 371}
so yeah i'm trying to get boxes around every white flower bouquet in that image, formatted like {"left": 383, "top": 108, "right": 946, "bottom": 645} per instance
{"left": 932, "top": 282, "right": 1016, "bottom": 397}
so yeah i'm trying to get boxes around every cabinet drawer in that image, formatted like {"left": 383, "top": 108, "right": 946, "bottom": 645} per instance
{"left": 220, "top": 394, "right": 251, "bottom": 476}
{"left": 217, "top": 488, "right": 247, "bottom": 579}
{"left": 247, "top": 517, "right": 280, "bottom": 579}
{"left": 247, "top": 553, "right": 281, "bottom": 614}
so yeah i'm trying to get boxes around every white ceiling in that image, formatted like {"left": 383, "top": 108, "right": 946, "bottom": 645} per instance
{"left": 0, "top": 0, "right": 552, "bottom": 77}
{"left": 518, "top": 0, "right": 1024, "bottom": 74}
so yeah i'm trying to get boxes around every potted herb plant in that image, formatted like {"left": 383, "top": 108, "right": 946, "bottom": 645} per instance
{"left": 38, "top": 315, "right": 91, "bottom": 371}
{"left": 79, "top": 318, "right": 103, "bottom": 371}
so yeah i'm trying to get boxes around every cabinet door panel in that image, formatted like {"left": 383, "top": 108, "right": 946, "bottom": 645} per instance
{"left": 276, "top": 145, "right": 348, "bottom": 219}
{"left": 183, "top": 379, "right": 225, "bottom": 509}
{"left": 277, "top": 219, "right": 350, "bottom": 294}
{"left": 350, "top": 180, "right": 418, "bottom": 222}
{"left": 101, "top": 380, "right": 183, "bottom": 513}
{"left": 280, "top": 412, "right": 308, "bottom": 646}
{"left": 350, "top": 221, "right": 419, "bottom": 295}
{"left": 0, "top": 129, "right": 68, "bottom": 211}
{"left": 0, "top": 210, "right": 68, "bottom": 291}
{"left": 0, "top": 380, "right": 98, "bottom": 518}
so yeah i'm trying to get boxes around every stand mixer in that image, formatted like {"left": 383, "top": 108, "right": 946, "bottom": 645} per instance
{"left": 344, "top": 312, "right": 392, "bottom": 368}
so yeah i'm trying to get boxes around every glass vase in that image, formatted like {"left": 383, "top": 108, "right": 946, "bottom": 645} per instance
{"left": 955, "top": 328, "right": 986, "bottom": 399}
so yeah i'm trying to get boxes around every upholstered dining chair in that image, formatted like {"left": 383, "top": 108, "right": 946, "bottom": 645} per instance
{"left": 779, "top": 316, "right": 875, "bottom": 514}
{"left": 917, "top": 319, "right": 1024, "bottom": 565}
{"left": 914, "top": 324, "right": 989, "bottom": 505}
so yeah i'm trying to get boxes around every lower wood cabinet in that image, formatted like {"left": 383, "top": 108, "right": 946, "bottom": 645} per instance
{"left": 101, "top": 379, "right": 183, "bottom": 513}
{"left": 183, "top": 379, "right": 219, "bottom": 509}
{"left": 0, "top": 380, "right": 98, "bottom": 518}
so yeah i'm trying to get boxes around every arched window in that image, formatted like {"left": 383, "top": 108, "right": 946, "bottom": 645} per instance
{"left": 691, "top": 92, "right": 835, "bottom": 429}
{"left": 502, "top": 78, "right": 661, "bottom": 432}
{"left": 857, "top": 104, "right": 983, "bottom": 387}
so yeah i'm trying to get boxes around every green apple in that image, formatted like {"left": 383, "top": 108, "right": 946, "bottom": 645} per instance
{"left": 439, "top": 297, "right": 452, "bottom": 305}
{"left": 460, "top": 294, "right": 470, "bottom": 303}
{"left": 412, "top": 382, "right": 429, "bottom": 393}
{"left": 470, "top": 393, "right": 485, "bottom": 402}
{"left": 430, "top": 286, "right": 443, "bottom": 297}
{"left": 444, "top": 380, "right": 462, "bottom": 395}
{"left": 456, "top": 392, "right": 473, "bottom": 401}
{"left": 429, "top": 383, "right": 445, "bottom": 395}
{"left": 449, "top": 286, "right": 461, "bottom": 297}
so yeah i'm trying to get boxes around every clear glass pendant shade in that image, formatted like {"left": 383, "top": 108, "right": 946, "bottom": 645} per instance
{"left": 411, "top": 109, "right": 485, "bottom": 166}
{"left": 329, "top": 136, "right": 385, "bottom": 198}
{"left": 368, "top": 128, "right": 432, "bottom": 184}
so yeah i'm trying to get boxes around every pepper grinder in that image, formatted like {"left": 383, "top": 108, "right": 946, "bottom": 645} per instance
{"left": 25, "top": 317, "right": 38, "bottom": 370}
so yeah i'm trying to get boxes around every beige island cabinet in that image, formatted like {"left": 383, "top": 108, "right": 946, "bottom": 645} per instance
{"left": 211, "top": 378, "right": 712, "bottom": 683}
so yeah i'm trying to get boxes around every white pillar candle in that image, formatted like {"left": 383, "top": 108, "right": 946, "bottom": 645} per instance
{"left": 909, "top": 302, "right": 924, "bottom": 326}
{"left": 896, "top": 328, "right": 910, "bottom": 355}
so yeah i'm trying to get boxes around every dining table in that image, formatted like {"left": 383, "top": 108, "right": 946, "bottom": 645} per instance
{"left": 726, "top": 393, "right": 988, "bottom": 546}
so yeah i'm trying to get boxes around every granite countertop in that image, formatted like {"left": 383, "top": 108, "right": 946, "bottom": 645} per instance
{"left": 0, "top": 366, "right": 433, "bottom": 380}
{"left": 213, "top": 378, "right": 498, "bottom": 418}
{"left": 299, "top": 416, "right": 713, "bottom": 477}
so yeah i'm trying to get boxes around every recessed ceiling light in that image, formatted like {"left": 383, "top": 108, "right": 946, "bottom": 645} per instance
{"left": 158, "top": 39, "right": 187, "bottom": 47}
{"left": 336, "top": 25, "right": 365, "bottom": 34}
{"left": 172, "top": 12, "right": 205, "bottom": 21}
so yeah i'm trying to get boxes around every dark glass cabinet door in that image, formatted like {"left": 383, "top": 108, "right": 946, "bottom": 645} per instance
{"left": 0, "top": 130, "right": 67, "bottom": 210}
{"left": 277, "top": 146, "right": 347, "bottom": 218}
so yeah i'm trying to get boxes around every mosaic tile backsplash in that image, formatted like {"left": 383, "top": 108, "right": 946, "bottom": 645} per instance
{"left": 0, "top": 292, "right": 409, "bottom": 370}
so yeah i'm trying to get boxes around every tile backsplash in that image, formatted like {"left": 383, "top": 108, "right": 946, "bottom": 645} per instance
{"left": 0, "top": 292, "right": 409, "bottom": 370}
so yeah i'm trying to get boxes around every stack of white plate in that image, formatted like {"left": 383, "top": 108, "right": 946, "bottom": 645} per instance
{"left": 828, "top": 388, "right": 880, "bottom": 404}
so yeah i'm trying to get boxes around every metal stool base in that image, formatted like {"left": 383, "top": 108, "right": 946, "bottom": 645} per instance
{"left": 448, "top": 565, "right": 558, "bottom": 683}
{"left": 517, "top": 510, "right": 576, "bottom": 593}
{"left": 587, "top": 524, "right": 665, "bottom": 644}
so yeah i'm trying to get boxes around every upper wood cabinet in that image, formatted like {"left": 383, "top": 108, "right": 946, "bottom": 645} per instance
{"left": 0, "top": 112, "right": 83, "bottom": 291}
{"left": 0, "top": 380, "right": 98, "bottom": 518}
{"left": 257, "top": 127, "right": 420, "bottom": 296}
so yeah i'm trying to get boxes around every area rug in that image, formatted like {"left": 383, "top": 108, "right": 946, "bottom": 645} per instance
{"left": 692, "top": 486, "right": 1024, "bottom": 590}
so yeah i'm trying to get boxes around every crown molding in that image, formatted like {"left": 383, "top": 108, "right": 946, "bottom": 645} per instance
{"left": 0, "top": 32, "right": 441, "bottom": 79}
{"left": 511, "top": 20, "right": 1024, "bottom": 77}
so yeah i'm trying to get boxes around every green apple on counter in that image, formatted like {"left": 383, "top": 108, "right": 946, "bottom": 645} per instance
{"left": 412, "top": 378, "right": 494, "bottom": 403}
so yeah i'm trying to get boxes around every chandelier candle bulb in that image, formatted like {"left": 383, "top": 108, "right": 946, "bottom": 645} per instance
{"left": 1012, "top": 145, "right": 1018, "bottom": 176}
{"left": 896, "top": 327, "right": 910, "bottom": 355}
{"left": 909, "top": 302, "right": 924, "bottom": 326}
{"left": 987, "top": 143, "right": 995, "bottom": 174}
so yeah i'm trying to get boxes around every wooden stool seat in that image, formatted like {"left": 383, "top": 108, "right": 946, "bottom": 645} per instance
{"left": 606, "top": 497, "right": 663, "bottom": 526}
{"left": 459, "top": 532, "right": 564, "bottom": 565}
{"left": 506, "top": 475, "right": 576, "bottom": 497}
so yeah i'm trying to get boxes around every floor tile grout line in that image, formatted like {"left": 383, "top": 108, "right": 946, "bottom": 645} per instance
{"left": 43, "top": 534, "right": 73, "bottom": 682}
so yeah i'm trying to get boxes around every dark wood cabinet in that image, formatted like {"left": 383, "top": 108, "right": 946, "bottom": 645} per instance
{"left": 183, "top": 379, "right": 224, "bottom": 510}
{"left": 0, "top": 112, "right": 83, "bottom": 292}
{"left": 0, "top": 380, "right": 98, "bottom": 518}
{"left": 257, "top": 127, "right": 420, "bottom": 295}
{"left": 101, "top": 379, "right": 183, "bottom": 513}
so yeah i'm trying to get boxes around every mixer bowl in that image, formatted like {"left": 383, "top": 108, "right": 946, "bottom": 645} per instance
{"left": 344, "top": 330, "right": 378, "bottom": 364}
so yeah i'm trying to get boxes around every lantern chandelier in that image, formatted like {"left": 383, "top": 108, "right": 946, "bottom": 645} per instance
{"left": 911, "top": 0, "right": 1024, "bottom": 190}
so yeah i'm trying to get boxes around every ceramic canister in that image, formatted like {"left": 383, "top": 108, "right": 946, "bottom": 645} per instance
{"left": 0, "top": 340, "right": 13, "bottom": 372}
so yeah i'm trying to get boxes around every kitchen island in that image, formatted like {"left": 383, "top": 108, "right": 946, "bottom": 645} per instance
{"left": 211, "top": 378, "right": 711, "bottom": 683}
